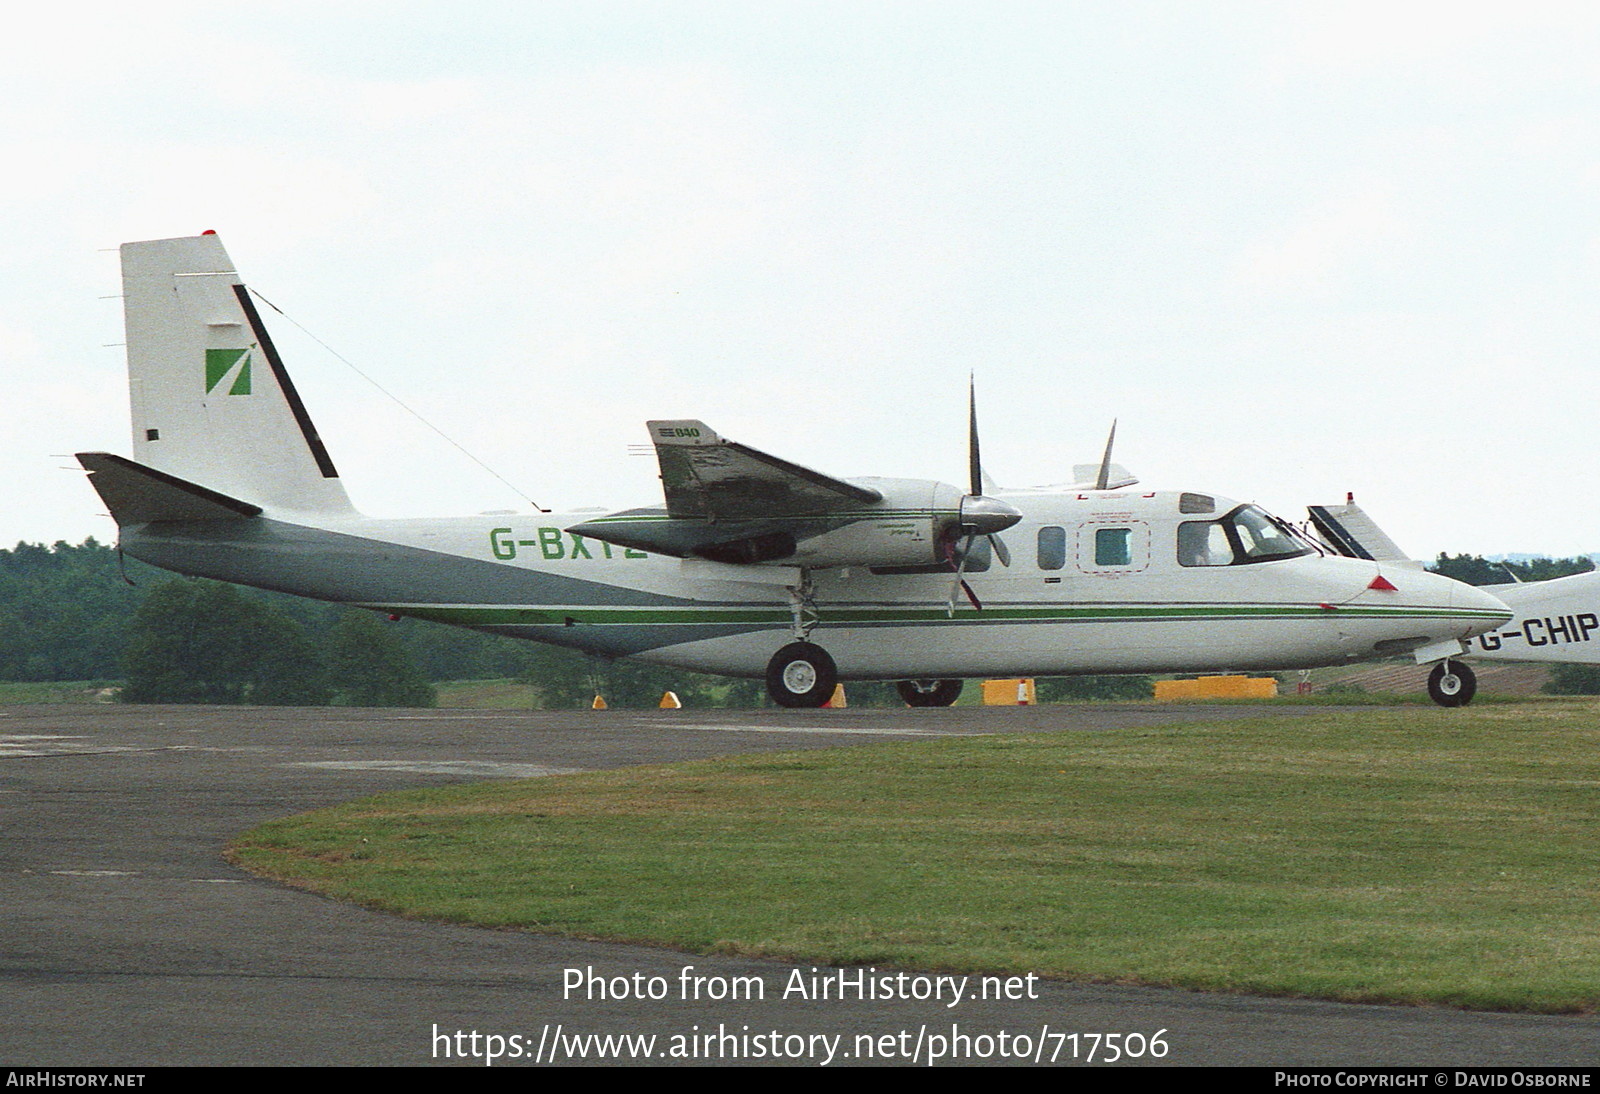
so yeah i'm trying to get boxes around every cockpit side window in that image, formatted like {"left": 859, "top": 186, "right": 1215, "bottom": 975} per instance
{"left": 1178, "top": 505, "right": 1311, "bottom": 567}
{"left": 1229, "top": 505, "right": 1308, "bottom": 561}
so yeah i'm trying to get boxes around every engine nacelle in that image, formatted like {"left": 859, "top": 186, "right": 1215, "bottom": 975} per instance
{"left": 569, "top": 478, "right": 1020, "bottom": 570}
{"left": 780, "top": 479, "right": 963, "bottom": 569}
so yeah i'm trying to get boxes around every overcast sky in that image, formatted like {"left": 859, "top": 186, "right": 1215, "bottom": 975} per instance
{"left": 7, "top": 1, "right": 1600, "bottom": 558}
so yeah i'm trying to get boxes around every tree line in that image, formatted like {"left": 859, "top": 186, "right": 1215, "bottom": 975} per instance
{"left": 1427, "top": 553, "right": 1595, "bottom": 587}
{"left": 0, "top": 539, "right": 787, "bottom": 707}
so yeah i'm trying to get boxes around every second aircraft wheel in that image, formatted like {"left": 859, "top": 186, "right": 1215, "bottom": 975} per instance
{"left": 896, "top": 679, "right": 964, "bottom": 707}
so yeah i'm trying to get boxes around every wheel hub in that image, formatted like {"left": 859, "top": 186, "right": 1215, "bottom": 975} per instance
{"left": 782, "top": 661, "right": 817, "bottom": 694}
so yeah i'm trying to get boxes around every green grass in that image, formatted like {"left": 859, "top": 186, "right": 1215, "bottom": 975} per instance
{"left": 229, "top": 702, "right": 1600, "bottom": 1012}
{"left": 433, "top": 679, "right": 545, "bottom": 709}
{"left": 0, "top": 680, "right": 119, "bottom": 703}
{"left": 1150, "top": 690, "right": 1555, "bottom": 707}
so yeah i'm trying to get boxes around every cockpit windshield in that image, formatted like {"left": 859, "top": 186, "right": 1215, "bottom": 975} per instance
{"left": 1178, "top": 504, "right": 1313, "bottom": 567}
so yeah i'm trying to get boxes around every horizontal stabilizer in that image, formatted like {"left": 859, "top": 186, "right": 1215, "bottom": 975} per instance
{"left": 1307, "top": 503, "right": 1409, "bottom": 562}
{"left": 77, "top": 452, "right": 262, "bottom": 525}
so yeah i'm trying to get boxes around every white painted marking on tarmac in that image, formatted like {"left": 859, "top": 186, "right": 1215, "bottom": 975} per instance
{"left": 288, "top": 760, "right": 582, "bottom": 778}
{"left": 0, "top": 736, "right": 254, "bottom": 759}
{"left": 50, "top": 870, "right": 139, "bottom": 877}
{"left": 385, "top": 715, "right": 515, "bottom": 721}
{"left": 664, "top": 723, "right": 966, "bottom": 737}
{"left": 0, "top": 734, "right": 145, "bottom": 758}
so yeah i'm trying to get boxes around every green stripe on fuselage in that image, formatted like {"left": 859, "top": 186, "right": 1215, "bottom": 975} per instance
{"left": 385, "top": 602, "right": 1503, "bottom": 628}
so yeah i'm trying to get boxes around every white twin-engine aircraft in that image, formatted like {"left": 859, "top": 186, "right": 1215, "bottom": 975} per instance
{"left": 79, "top": 233, "right": 1518, "bottom": 708}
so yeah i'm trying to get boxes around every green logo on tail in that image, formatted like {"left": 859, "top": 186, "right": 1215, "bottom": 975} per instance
{"left": 205, "top": 348, "right": 252, "bottom": 395}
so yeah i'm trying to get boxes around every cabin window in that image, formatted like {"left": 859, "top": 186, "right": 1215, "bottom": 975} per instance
{"left": 1037, "top": 526, "right": 1066, "bottom": 570}
{"left": 1094, "top": 527, "right": 1132, "bottom": 567}
{"left": 1179, "top": 492, "right": 1215, "bottom": 514}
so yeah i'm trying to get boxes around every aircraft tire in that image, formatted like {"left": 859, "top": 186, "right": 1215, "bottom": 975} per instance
{"left": 1427, "top": 660, "right": 1477, "bottom": 707}
{"left": 896, "top": 679, "right": 963, "bottom": 707}
{"left": 766, "top": 642, "right": 839, "bottom": 708}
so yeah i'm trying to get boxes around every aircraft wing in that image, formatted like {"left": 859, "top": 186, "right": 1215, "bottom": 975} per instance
{"left": 569, "top": 421, "right": 934, "bottom": 564}
{"left": 647, "top": 420, "right": 882, "bottom": 520}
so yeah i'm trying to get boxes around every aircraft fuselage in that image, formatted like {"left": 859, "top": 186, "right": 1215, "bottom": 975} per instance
{"left": 119, "top": 488, "right": 1510, "bottom": 681}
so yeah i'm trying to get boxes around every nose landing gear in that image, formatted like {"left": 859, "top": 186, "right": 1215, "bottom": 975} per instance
{"left": 1427, "top": 660, "right": 1477, "bottom": 707}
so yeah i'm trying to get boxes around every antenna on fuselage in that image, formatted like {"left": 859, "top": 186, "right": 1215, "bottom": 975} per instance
{"left": 247, "top": 287, "right": 550, "bottom": 513}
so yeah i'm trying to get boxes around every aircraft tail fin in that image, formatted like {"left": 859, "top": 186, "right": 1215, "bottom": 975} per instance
{"left": 76, "top": 452, "right": 262, "bottom": 525}
{"left": 120, "top": 233, "right": 355, "bottom": 517}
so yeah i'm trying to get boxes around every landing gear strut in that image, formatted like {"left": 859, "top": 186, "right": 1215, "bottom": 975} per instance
{"left": 896, "top": 679, "right": 963, "bottom": 707}
{"left": 1427, "top": 660, "right": 1477, "bottom": 707}
{"left": 766, "top": 642, "right": 838, "bottom": 708}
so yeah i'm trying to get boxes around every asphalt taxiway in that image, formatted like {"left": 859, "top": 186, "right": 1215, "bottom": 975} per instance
{"left": 2, "top": 702, "right": 1596, "bottom": 1067}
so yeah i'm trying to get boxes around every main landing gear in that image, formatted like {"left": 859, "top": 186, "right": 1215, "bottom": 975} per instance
{"left": 765, "top": 573, "right": 838, "bottom": 708}
{"left": 766, "top": 642, "right": 838, "bottom": 708}
{"left": 763, "top": 650, "right": 967, "bottom": 710}
{"left": 1427, "top": 660, "right": 1477, "bottom": 707}
{"left": 896, "top": 679, "right": 964, "bottom": 707}
{"left": 764, "top": 571, "right": 963, "bottom": 710}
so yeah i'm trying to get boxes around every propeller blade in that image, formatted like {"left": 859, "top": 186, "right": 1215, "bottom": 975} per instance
{"left": 945, "top": 536, "right": 963, "bottom": 616}
{"left": 968, "top": 375, "right": 983, "bottom": 498}
{"left": 947, "top": 378, "right": 1013, "bottom": 612}
{"left": 960, "top": 578, "right": 982, "bottom": 610}
{"left": 1094, "top": 419, "right": 1118, "bottom": 491}
{"left": 944, "top": 534, "right": 983, "bottom": 616}
{"left": 988, "top": 533, "right": 1011, "bottom": 568}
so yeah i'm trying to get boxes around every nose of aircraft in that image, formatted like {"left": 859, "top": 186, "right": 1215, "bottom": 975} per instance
{"left": 1448, "top": 577, "right": 1513, "bottom": 634}
{"left": 1384, "top": 566, "right": 1511, "bottom": 638}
